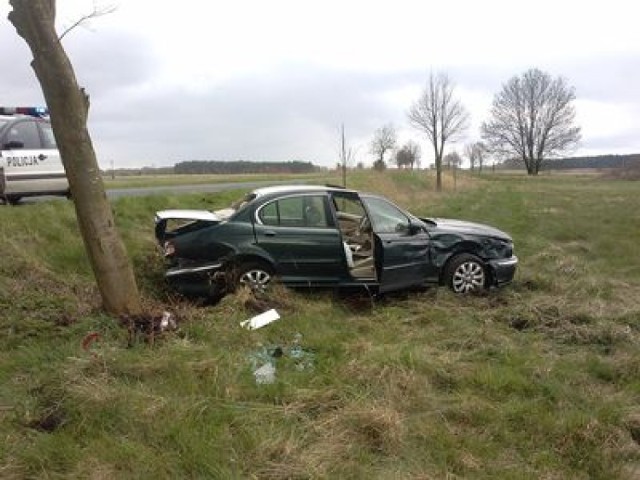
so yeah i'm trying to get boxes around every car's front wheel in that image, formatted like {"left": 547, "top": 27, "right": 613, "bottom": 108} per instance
{"left": 445, "top": 254, "right": 488, "bottom": 294}
{"left": 236, "top": 261, "right": 274, "bottom": 294}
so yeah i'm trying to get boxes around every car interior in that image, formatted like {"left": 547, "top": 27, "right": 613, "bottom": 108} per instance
{"left": 332, "top": 196, "right": 376, "bottom": 279}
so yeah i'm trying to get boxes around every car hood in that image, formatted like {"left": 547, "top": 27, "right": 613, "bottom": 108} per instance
{"left": 421, "top": 217, "right": 512, "bottom": 242}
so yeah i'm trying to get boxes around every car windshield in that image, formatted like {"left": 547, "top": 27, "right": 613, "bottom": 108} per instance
{"left": 362, "top": 195, "right": 411, "bottom": 233}
{"left": 0, "top": 119, "right": 9, "bottom": 129}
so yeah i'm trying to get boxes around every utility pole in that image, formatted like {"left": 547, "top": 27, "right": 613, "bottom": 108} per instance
{"left": 341, "top": 123, "right": 347, "bottom": 188}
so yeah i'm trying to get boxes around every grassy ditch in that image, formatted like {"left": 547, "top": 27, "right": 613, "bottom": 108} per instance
{"left": 103, "top": 172, "right": 325, "bottom": 190}
{"left": 1, "top": 171, "right": 639, "bottom": 478}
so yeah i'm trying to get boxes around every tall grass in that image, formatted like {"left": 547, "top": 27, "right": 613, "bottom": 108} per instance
{"left": 1, "top": 171, "right": 639, "bottom": 478}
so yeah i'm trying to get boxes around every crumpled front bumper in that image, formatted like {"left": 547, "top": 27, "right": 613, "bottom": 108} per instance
{"left": 488, "top": 256, "right": 518, "bottom": 285}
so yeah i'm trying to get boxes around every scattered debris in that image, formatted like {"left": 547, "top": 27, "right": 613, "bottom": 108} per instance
{"left": 240, "top": 309, "right": 280, "bottom": 330}
{"left": 120, "top": 311, "right": 178, "bottom": 346}
{"left": 248, "top": 333, "right": 315, "bottom": 384}
{"left": 253, "top": 363, "right": 276, "bottom": 385}
{"left": 289, "top": 333, "right": 315, "bottom": 371}
{"left": 159, "top": 311, "right": 177, "bottom": 331}
{"left": 81, "top": 332, "right": 101, "bottom": 352}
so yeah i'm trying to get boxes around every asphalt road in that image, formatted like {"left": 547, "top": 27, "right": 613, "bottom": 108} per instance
{"left": 7, "top": 179, "right": 316, "bottom": 204}
{"left": 105, "top": 179, "right": 312, "bottom": 199}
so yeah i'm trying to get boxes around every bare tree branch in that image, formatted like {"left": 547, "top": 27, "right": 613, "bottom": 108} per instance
{"left": 58, "top": 2, "right": 116, "bottom": 41}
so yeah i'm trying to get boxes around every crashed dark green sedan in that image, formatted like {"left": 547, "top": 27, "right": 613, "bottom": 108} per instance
{"left": 155, "top": 185, "right": 517, "bottom": 300}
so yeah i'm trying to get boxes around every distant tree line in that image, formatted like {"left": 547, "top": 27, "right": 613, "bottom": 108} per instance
{"left": 174, "top": 160, "right": 318, "bottom": 175}
{"left": 498, "top": 154, "right": 640, "bottom": 170}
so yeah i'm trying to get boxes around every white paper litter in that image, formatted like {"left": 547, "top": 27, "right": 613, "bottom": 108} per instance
{"left": 240, "top": 309, "right": 280, "bottom": 330}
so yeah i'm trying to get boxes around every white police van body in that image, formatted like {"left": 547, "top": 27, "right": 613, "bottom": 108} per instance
{"left": 0, "top": 107, "right": 68, "bottom": 204}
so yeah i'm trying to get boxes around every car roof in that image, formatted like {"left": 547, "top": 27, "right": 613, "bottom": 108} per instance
{"left": 0, "top": 115, "right": 47, "bottom": 122}
{"left": 252, "top": 184, "right": 357, "bottom": 197}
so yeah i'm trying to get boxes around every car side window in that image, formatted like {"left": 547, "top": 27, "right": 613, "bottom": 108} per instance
{"left": 4, "top": 120, "right": 41, "bottom": 149}
{"left": 363, "top": 196, "right": 410, "bottom": 234}
{"left": 260, "top": 202, "right": 279, "bottom": 226}
{"left": 39, "top": 122, "right": 57, "bottom": 149}
{"left": 258, "top": 195, "right": 331, "bottom": 228}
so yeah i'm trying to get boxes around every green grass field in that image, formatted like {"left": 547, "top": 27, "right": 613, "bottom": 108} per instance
{"left": 1, "top": 171, "right": 639, "bottom": 478}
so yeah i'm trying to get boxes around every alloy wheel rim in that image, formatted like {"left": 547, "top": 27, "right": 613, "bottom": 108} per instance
{"left": 239, "top": 269, "right": 271, "bottom": 292}
{"left": 452, "top": 261, "right": 485, "bottom": 293}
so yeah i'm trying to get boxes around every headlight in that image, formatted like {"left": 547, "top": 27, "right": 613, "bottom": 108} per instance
{"left": 483, "top": 238, "right": 513, "bottom": 258}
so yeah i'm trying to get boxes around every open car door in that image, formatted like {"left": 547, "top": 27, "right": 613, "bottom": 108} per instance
{"left": 361, "top": 195, "right": 431, "bottom": 293}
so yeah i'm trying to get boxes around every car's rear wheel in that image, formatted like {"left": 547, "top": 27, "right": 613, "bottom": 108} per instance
{"left": 236, "top": 261, "right": 274, "bottom": 294}
{"left": 445, "top": 253, "right": 488, "bottom": 294}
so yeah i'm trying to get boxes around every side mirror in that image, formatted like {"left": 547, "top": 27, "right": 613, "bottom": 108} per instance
{"left": 4, "top": 140, "right": 24, "bottom": 149}
{"left": 408, "top": 222, "right": 423, "bottom": 235}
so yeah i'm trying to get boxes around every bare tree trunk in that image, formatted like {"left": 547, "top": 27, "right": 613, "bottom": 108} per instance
{"left": 9, "top": 0, "right": 142, "bottom": 316}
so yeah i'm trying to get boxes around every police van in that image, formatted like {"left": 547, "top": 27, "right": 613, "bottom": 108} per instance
{"left": 0, "top": 107, "right": 69, "bottom": 204}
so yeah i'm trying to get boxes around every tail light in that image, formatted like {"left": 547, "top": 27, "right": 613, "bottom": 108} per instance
{"left": 163, "top": 241, "right": 176, "bottom": 257}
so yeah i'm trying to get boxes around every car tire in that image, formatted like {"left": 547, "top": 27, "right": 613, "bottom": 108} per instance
{"left": 235, "top": 261, "right": 274, "bottom": 294}
{"left": 7, "top": 195, "right": 21, "bottom": 205}
{"left": 445, "top": 253, "right": 488, "bottom": 294}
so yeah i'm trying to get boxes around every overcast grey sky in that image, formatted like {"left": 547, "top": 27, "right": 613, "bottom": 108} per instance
{"left": 1, "top": 0, "right": 639, "bottom": 168}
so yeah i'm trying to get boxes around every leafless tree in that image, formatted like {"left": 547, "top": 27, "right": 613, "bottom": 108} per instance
{"left": 481, "top": 68, "right": 581, "bottom": 175}
{"left": 444, "top": 150, "right": 462, "bottom": 190}
{"left": 395, "top": 141, "right": 421, "bottom": 169}
{"left": 444, "top": 150, "right": 462, "bottom": 169}
{"left": 464, "top": 141, "right": 486, "bottom": 172}
{"left": 370, "top": 124, "right": 397, "bottom": 170}
{"left": 9, "top": 0, "right": 142, "bottom": 316}
{"left": 408, "top": 72, "right": 469, "bottom": 191}
{"left": 339, "top": 123, "right": 356, "bottom": 187}
{"left": 464, "top": 143, "right": 475, "bottom": 171}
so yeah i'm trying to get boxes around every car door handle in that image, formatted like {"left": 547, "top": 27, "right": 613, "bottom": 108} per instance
{"left": 264, "top": 230, "right": 277, "bottom": 237}
{"left": 38, "top": 154, "right": 47, "bottom": 161}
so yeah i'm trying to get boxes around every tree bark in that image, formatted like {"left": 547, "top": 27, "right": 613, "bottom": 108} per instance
{"left": 9, "top": 0, "right": 142, "bottom": 316}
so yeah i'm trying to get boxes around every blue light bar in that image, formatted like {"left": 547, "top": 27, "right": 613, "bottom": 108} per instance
{"left": 0, "top": 107, "right": 49, "bottom": 117}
